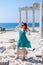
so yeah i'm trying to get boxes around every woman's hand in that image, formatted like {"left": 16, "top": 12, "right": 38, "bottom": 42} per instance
{"left": 27, "top": 31, "right": 30, "bottom": 35}
{"left": 15, "top": 25, "right": 21, "bottom": 30}
{"left": 26, "top": 27, "right": 30, "bottom": 35}
{"left": 29, "top": 30, "right": 31, "bottom": 35}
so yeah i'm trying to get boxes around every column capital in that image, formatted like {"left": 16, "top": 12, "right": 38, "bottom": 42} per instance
{"left": 19, "top": 8, "right": 22, "bottom": 12}
{"left": 25, "top": 7, "right": 28, "bottom": 11}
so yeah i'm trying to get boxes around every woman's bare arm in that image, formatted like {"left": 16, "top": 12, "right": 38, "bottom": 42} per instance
{"left": 26, "top": 26, "right": 30, "bottom": 35}
{"left": 15, "top": 25, "right": 21, "bottom": 30}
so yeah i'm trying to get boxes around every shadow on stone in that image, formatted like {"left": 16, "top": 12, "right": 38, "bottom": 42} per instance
{"left": 24, "top": 57, "right": 42, "bottom": 63}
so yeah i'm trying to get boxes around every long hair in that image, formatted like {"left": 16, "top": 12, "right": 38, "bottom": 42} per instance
{"left": 23, "top": 23, "right": 27, "bottom": 30}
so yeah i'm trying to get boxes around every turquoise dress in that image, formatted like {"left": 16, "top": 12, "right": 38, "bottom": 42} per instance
{"left": 17, "top": 29, "right": 31, "bottom": 48}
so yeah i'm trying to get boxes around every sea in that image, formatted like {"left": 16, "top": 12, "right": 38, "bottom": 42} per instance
{"left": 0, "top": 22, "right": 39, "bottom": 29}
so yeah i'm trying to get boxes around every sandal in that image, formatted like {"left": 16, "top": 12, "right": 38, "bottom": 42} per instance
{"left": 15, "top": 57, "right": 19, "bottom": 60}
{"left": 22, "top": 58, "right": 25, "bottom": 61}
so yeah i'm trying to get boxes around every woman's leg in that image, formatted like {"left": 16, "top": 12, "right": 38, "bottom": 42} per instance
{"left": 22, "top": 48, "right": 26, "bottom": 59}
{"left": 16, "top": 48, "right": 20, "bottom": 58}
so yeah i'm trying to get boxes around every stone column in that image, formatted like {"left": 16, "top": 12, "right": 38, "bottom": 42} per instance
{"left": 32, "top": 9, "right": 35, "bottom": 32}
{"left": 19, "top": 8, "right": 21, "bottom": 24}
{"left": 40, "top": 2, "right": 43, "bottom": 38}
{"left": 26, "top": 10, "right": 28, "bottom": 24}
{"left": 40, "top": 2, "right": 43, "bottom": 63}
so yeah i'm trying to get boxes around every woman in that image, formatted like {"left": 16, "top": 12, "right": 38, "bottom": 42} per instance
{"left": 15, "top": 23, "right": 31, "bottom": 60}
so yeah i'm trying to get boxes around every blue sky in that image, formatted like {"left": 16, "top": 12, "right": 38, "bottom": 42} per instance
{"left": 0, "top": 0, "right": 43, "bottom": 23}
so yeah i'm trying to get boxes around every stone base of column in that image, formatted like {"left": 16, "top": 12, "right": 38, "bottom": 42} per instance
{"left": 41, "top": 32, "right": 43, "bottom": 38}
{"left": 42, "top": 52, "right": 43, "bottom": 64}
{"left": 39, "top": 39, "right": 43, "bottom": 64}
{"left": 32, "top": 29, "right": 38, "bottom": 32}
{"left": 0, "top": 61, "right": 9, "bottom": 65}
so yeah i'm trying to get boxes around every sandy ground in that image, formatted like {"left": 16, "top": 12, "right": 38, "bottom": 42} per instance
{"left": 0, "top": 28, "right": 42, "bottom": 65}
